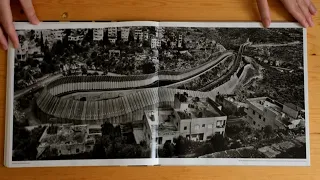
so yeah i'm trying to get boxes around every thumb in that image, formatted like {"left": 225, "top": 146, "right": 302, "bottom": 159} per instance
{"left": 257, "top": 0, "right": 271, "bottom": 28}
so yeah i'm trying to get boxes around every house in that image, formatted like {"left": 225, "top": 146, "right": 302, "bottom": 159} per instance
{"left": 36, "top": 124, "right": 96, "bottom": 159}
{"left": 121, "top": 27, "right": 130, "bottom": 41}
{"left": 109, "top": 50, "right": 121, "bottom": 58}
{"left": 134, "top": 29, "right": 144, "bottom": 41}
{"left": 216, "top": 94, "right": 248, "bottom": 116}
{"left": 108, "top": 27, "right": 117, "bottom": 38}
{"left": 143, "top": 30, "right": 149, "bottom": 41}
{"left": 16, "top": 41, "right": 29, "bottom": 62}
{"left": 151, "top": 38, "right": 158, "bottom": 49}
{"left": 143, "top": 93, "right": 228, "bottom": 148}
{"left": 178, "top": 34, "right": 183, "bottom": 48}
{"left": 109, "top": 37, "right": 117, "bottom": 44}
{"left": 245, "top": 97, "right": 305, "bottom": 130}
{"left": 93, "top": 28, "right": 104, "bottom": 41}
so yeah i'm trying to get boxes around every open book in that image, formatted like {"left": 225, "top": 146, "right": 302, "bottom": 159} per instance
{"left": 5, "top": 21, "right": 310, "bottom": 167}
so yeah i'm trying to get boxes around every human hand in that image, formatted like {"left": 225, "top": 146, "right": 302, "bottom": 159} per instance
{"left": 0, "top": 0, "right": 39, "bottom": 50}
{"left": 257, "top": 0, "right": 317, "bottom": 28}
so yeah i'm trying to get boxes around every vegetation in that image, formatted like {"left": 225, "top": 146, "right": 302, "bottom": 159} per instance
{"left": 12, "top": 121, "right": 46, "bottom": 161}
{"left": 91, "top": 122, "right": 151, "bottom": 159}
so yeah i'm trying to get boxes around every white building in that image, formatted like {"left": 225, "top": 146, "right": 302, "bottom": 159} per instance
{"left": 178, "top": 34, "right": 183, "bottom": 48}
{"left": 93, "top": 28, "right": 104, "bottom": 41}
{"left": 121, "top": 27, "right": 130, "bottom": 41}
{"left": 143, "top": 93, "right": 228, "bottom": 148}
{"left": 134, "top": 29, "right": 143, "bottom": 41}
{"left": 245, "top": 97, "right": 305, "bottom": 130}
{"left": 16, "top": 41, "right": 29, "bottom": 62}
{"left": 151, "top": 38, "right": 158, "bottom": 49}
{"left": 108, "top": 27, "right": 117, "bottom": 39}
{"left": 109, "top": 37, "right": 117, "bottom": 44}
{"left": 109, "top": 50, "right": 121, "bottom": 58}
{"left": 143, "top": 31, "right": 149, "bottom": 41}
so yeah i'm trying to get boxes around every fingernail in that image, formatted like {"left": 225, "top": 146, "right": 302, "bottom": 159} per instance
{"left": 310, "top": 5, "right": 317, "bottom": 15}
{"left": 1, "top": 43, "right": 8, "bottom": 50}
{"left": 310, "top": 18, "right": 314, "bottom": 27}
{"left": 262, "top": 18, "right": 270, "bottom": 28}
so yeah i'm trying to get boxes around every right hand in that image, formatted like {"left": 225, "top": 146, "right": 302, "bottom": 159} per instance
{"left": 0, "top": 0, "right": 39, "bottom": 50}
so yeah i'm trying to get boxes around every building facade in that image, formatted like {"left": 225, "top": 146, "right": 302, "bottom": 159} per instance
{"left": 93, "top": 28, "right": 104, "bottom": 41}
{"left": 121, "top": 27, "right": 130, "bottom": 41}
{"left": 143, "top": 93, "right": 227, "bottom": 148}
{"left": 245, "top": 97, "right": 305, "bottom": 130}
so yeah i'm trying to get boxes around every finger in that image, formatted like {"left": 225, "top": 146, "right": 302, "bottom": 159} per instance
{"left": 19, "top": 0, "right": 40, "bottom": 24}
{"left": 298, "top": 0, "right": 314, "bottom": 27}
{"left": 0, "top": 27, "right": 8, "bottom": 50}
{"left": 0, "top": 0, "right": 19, "bottom": 48}
{"left": 305, "top": 0, "right": 317, "bottom": 15}
{"left": 256, "top": 0, "right": 271, "bottom": 28}
{"left": 286, "top": 4, "right": 309, "bottom": 28}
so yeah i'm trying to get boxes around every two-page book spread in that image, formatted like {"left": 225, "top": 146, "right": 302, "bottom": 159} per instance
{"left": 4, "top": 21, "right": 309, "bottom": 167}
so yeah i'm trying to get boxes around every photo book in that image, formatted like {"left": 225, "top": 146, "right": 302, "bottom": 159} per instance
{"left": 4, "top": 21, "right": 310, "bottom": 167}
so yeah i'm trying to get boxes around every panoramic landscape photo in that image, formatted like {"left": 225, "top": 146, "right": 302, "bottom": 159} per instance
{"left": 12, "top": 25, "right": 307, "bottom": 161}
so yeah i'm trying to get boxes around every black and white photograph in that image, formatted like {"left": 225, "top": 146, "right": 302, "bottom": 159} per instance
{"left": 5, "top": 22, "right": 309, "bottom": 167}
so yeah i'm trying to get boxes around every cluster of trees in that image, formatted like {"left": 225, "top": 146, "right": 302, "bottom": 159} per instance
{"left": 91, "top": 122, "right": 151, "bottom": 159}
{"left": 12, "top": 120, "right": 46, "bottom": 161}
{"left": 158, "top": 134, "right": 229, "bottom": 158}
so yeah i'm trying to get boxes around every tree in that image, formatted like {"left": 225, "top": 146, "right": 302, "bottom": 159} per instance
{"left": 142, "top": 62, "right": 156, "bottom": 74}
{"left": 173, "top": 136, "right": 191, "bottom": 155}
{"left": 264, "top": 125, "right": 273, "bottom": 138}
{"left": 161, "top": 141, "right": 175, "bottom": 157}
{"left": 195, "top": 143, "right": 214, "bottom": 156}
{"left": 210, "top": 134, "right": 227, "bottom": 152}
{"left": 101, "top": 122, "right": 115, "bottom": 136}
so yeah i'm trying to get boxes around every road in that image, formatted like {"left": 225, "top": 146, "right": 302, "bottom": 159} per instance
{"left": 14, "top": 73, "right": 63, "bottom": 99}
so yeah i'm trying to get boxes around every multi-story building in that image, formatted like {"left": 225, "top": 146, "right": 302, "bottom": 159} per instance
{"left": 93, "top": 28, "right": 104, "bottom": 41}
{"left": 156, "top": 27, "right": 165, "bottom": 40}
{"left": 151, "top": 38, "right": 158, "bottom": 49}
{"left": 143, "top": 93, "right": 227, "bottom": 148}
{"left": 109, "top": 50, "right": 121, "bottom": 58}
{"left": 245, "top": 97, "right": 305, "bottom": 130}
{"left": 109, "top": 37, "right": 117, "bottom": 44}
{"left": 134, "top": 29, "right": 143, "bottom": 41}
{"left": 143, "top": 30, "right": 149, "bottom": 41}
{"left": 121, "top": 27, "right": 130, "bottom": 41}
{"left": 36, "top": 124, "right": 97, "bottom": 159}
{"left": 108, "top": 27, "right": 118, "bottom": 38}
{"left": 15, "top": 41, "right": 29, "bottom": 62}
{"left": 52, "top": 30, "right": 64, "bottom": 41}
{"left": 178, "top": 34, "right": 183, "bottom": 48}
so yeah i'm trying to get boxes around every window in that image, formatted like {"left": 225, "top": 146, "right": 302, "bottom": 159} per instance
{"left": 195, "top": 124, "right": 200, "bottom": 130}
{"left": 165, "top": 140, "right": 172, "bottom": 144}
{"left": 263, "top": 118, "right": 266, "bottom": 122}
{"left": 253, "top": 121, "right": 256, "bottom": 125}
{"left": 158, "top": 137, "right": 163, "bottom": 144}
{"left": 252, "top": 110, "right": 255, "bottom": 115}
{"left": 199, "top": 133, "right": 204, "bottom": 141}
{"left": 176, "top": 123, "right": 178, "bottom": 127}
{"left": 259, "top": 115, "right": 262, "bottom": 119}
{"left": 215, "top": 132, "right": 220, "bottom": 135}
{"left": 202, "top": 124, "right": 205, "bottom": 128}
{"left": 208, "top": 124, "right": 213, "bottom": 129}
{"left": 76, "top": 148, "right": 80, "bottom": 153}
{"left": 184, "top": 126, "right": 187, "bottom": 130}
{"left": 216, "top": 120, "right": 224, "bottom": 128}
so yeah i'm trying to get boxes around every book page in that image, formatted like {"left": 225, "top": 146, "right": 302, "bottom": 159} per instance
{"left": 5, "top": 21, "right": 160, "bottom": 167}
{"left": 157, "top": 22, "right": 309, "bottom": 166}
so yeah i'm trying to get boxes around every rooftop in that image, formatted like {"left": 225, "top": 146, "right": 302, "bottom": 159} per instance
{"left": 40, "top": 124, "right": 88, "bottom": 145}
{"left": 145, "top": 110, "right": 178, "bottom": 133}
{"left": 247, "top": 97, "right": 283, "bottom": 115}
{"left": 175, "top": 93, "right": 225, "bottom": 119}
